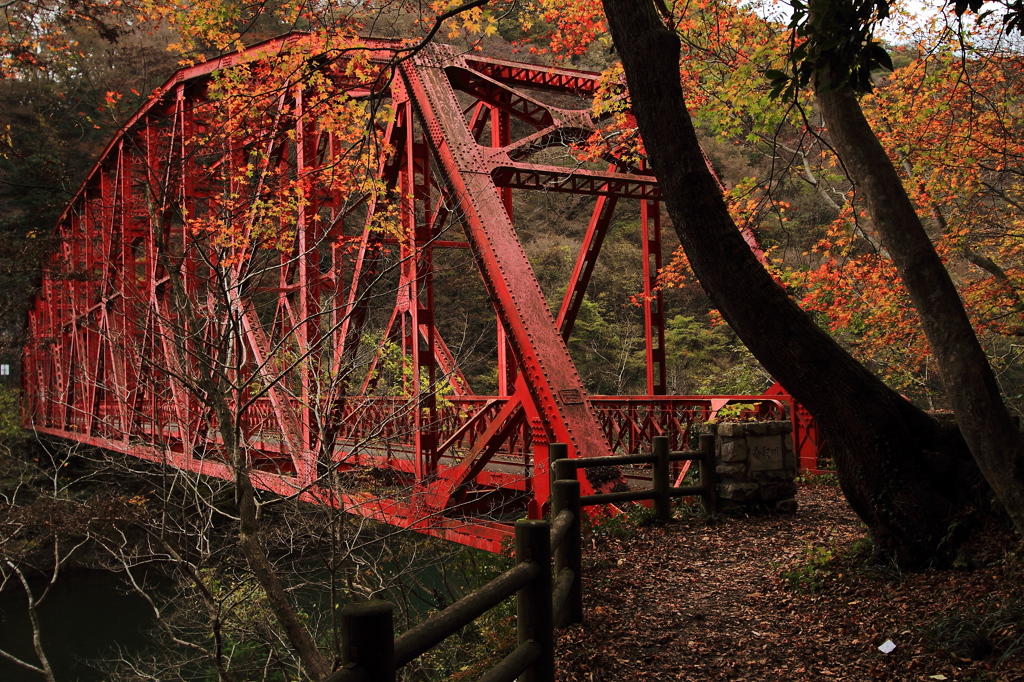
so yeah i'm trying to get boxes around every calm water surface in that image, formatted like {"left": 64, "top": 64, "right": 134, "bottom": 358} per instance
{"left": 0, "top": 569, "right": 161, "bottom": 681}
{"left": 0, "top": 543, "right": 488, "bottom": 681}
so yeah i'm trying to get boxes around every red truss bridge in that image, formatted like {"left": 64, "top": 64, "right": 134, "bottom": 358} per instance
{"left": 22, "top": 34, "right": 822, "bottom": 552}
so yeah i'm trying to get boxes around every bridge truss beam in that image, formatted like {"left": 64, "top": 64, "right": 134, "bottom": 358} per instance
{"left": 22, "top": 34, "right": 820, "bottom": 551}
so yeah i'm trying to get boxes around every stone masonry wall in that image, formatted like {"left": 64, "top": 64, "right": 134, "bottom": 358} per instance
{"left": 709, "top": 420, "right": 798, "bottom": 513}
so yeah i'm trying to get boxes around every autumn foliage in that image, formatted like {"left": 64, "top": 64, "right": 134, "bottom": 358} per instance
{"left": 794, "top": 24, "right": 1024, "bottom": 396}
{"left": 179, "top": 36, "right": 390, "bottom": 269}
{"left": 504, "top": 0, "right": 1024, "bottom": 408}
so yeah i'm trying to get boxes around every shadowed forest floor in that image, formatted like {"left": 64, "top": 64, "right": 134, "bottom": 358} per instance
{"left": 555, "top": 485, "right": 1024, "bottom": 681}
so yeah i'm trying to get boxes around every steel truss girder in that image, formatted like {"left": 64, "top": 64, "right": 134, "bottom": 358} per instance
{"left": 22, "top": 33, "right": 812, "bottom": 552}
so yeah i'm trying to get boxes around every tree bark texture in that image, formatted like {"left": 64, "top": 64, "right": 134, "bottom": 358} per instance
{"left": 234, "top": 469, "right": 332, "bottom": 680}
{"left": 600, "top": 0, "right": 984, "bottom": 565}
{"left": 154, "top": 193, "right": 331, "bottom": 676}
{"left": 215, "top": 396, "right": 331, "bottom": 680}
{"left": 813, "top": 77, "right": 1024, "bottom": 537}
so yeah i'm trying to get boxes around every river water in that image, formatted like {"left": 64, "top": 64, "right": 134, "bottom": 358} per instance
{"left": 0, "top": 569, "right": 162, "bottom": 681}
{"left": 0, "top": 542, "right": 501, "bottom": 681}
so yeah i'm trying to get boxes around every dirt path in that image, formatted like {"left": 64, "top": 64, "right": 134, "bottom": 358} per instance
{"left": 555, "top": 485, "right": 1024, "bottom": 681}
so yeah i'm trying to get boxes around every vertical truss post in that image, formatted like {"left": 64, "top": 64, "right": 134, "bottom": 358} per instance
{"left": 294, "top": 83, "right": 321, "bottom": 479}
{"left": 415, "top": 124, "right": 439, "bottom": 481}
{"left": 396, "top": 99, "right": 439, "bottom": 482}
{"left": 491, "top": 106, "right": 518, "bottom": 397}
{"left": 639, "top": 176, "right": 667, "bottom": 396}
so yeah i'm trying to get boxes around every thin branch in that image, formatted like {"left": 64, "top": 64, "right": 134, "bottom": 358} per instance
{"left": 392, "top": 0, "right": 491, "bottom": 65}
{"left": 4, "top": 561, "right": 55, "bottom": 682}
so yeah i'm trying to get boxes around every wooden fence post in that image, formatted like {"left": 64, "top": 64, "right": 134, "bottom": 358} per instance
{"left": 340, "top": 599, "right": 395, "bottom": 682}
{"left": 551, "top": 479, "right": 583, "bottom": 626}
{"left": 549, "top": 442, "right": 568, "bottom": 487}
{"left": 699, "top": 433, "right": 718, "bottom": 513}
{"left": 515, "top": 519, "right": 554, "bottom": 682}
{"left": 652, "top": 435, "right": 671, "bottom": 522}
{"left": 553, "top": 455, "right": 576, "bottom": 482}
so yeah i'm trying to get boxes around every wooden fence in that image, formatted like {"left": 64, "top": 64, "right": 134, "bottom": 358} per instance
{"left": 324, "top": 435, "right": 716, "bottom": 682}
{"left": 552, "top": 434, "right": 718, "bottom": 520}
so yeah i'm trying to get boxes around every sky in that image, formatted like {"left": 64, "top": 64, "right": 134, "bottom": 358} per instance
{"left": 744, "top": 0, "right": 1011, "bottom": 47}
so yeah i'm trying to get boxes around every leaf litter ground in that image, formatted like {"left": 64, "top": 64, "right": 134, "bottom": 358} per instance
{"left": 555, "top": 484, "right": 1024, "bottom": 681}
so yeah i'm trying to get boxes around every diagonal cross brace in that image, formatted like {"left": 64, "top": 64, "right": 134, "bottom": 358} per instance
{"left": 401, "top": 45, "right": 617, "bottom": 483}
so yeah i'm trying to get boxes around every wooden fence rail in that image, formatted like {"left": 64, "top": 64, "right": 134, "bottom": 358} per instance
{"left": 552, "top": 435, "right": 718, "bottom": 520}
{"left": 324, "top": 434, "right": 715, "bottom": 682}
{"left": 325, "top": 480, "right": 583, "bottom": 682}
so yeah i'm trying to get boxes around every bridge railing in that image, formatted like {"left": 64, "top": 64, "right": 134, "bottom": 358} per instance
{"left": 62, "top": 392, "right": 804, "bottom": 472}
{"left": 325, "top": 477, "right": 583, "bottom": 682}
{"left": 590, "top": 396, "right": 784, "bottom": 455}
{"left": 330, "top": 396, "right": 531, "bottom": 460}
{"left": 327, "top": 394, "right": 785, "bottom": 456}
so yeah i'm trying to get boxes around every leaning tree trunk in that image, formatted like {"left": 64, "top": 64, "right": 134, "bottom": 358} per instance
{"left": 234, "top": 466, "right": 332, "bottom": 680}
{"left": 812, "top": 78, "right": 1024, "bottom": 537}
{"left": 160, "top": 242, "right": 332, "bottom": 677}
{"left": 600, "top": 0, "right": 984, "bottom": 565}
{"left": 212, "top": 396, "right": 332, "bottom": 680}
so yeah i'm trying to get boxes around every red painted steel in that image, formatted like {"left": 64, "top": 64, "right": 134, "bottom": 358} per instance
{"left": 21, "top": 34, "right": 818, "bottom": 552}
{"left": 765, "top": 382, "right": 827, "bottom": 473}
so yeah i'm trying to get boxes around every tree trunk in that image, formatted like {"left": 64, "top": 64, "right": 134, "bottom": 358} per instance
{"left": 214, "top": 395, "right": 331, "bottom": 680}
{"left": 600, "top": 0, "right": 984, "bottom": 565}
{"left": 234, "top": 468, "right": 332, "bottom": 680}
{"left": 812, "top": 74, "right": 1024, "bottom": 537}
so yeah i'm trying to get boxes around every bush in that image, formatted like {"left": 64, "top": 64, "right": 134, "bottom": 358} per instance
{"left": 925, "top": 596, "right": 1024, "bottom": 663}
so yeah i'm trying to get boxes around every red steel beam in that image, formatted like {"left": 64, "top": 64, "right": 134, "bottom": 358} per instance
{"left": 463, "top": 57, "right": 600, "bottom": 94}
{"left": 21, "top": 34, "right": 819, "bottom": 553}
{"left": 401, "top": 44, "right": 623, "bottom": 501}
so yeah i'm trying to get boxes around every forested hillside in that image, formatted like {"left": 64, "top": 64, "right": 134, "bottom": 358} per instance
{"left": 0, "top": 22, "right": 180, "bottom": 359}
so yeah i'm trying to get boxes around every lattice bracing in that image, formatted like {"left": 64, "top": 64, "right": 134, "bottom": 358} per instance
{"left": 22, "top": 34, "right": 820, "bottom": 551}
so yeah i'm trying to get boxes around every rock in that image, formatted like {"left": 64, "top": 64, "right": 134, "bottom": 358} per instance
{"left": 711, "top": 419, "right": 798, "bottom": 512}
{"left": 748, "top": 422, "right": 769, "bottom": 436}
{"left": 720, "top": 482, "right": 758, "bottom": 501}
{"left": 720, "top": 440, "right": 748, "bottom": 462}
{"left": 784, "top": 451, "right": 798, "bottom": 470}
{"left": 716, "top": 463, "right": 746, "bottom": 477}
{"left": 717, "top": 422, "right": 743, "bottom": 437}
{"left": 775, "top": 497, "right": 798, "bottom": 514}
